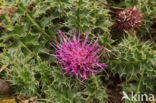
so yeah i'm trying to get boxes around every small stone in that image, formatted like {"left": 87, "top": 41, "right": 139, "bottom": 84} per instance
{"left": 0, "top": 79, "right": 12, "bottom": 95}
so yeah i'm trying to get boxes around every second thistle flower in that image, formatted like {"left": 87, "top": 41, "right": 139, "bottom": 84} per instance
{"left": 116, "top": 7, "right": 144, "bottom": 31}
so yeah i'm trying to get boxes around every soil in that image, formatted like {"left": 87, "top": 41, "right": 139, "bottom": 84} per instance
{"left": 106, "top": 74, "right": 124, "bottom": 103}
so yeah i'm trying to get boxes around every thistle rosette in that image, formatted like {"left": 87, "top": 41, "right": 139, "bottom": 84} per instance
{"left": 52, "top": 31, "right": 107, "bottom": 80}
{"left": 116, "top": 7, "right": 144, "bottom": 30}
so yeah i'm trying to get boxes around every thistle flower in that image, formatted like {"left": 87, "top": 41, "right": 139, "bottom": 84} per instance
{"left": 52, "top": 31, "right": 107, "bottom": 80}
{"left": 116, "top": 7, "right": 144, "bottom": 30}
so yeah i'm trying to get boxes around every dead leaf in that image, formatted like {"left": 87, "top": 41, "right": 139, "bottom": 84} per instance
{"left": 0, "top": 6, "right": 18, "bottom": 17}
{"left": 0, "top": 64, "right": 8, "bottom": 72}
{"left": 0, "top": 98, "right": 17, "bottom": 103}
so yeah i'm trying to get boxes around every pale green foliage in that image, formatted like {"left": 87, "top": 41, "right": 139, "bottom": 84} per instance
{"left": 110, "top": 35, "right": 155, "bottom": 80}
{"left": 0, "top": 48, "right": 39, "bottom": 96}
{"left": 110, "top": 35, "right": 156, "bottom": 98}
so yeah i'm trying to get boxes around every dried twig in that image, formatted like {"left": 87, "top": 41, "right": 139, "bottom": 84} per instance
{"left": 98, "top": 0, "right": 124, "bottom": 10}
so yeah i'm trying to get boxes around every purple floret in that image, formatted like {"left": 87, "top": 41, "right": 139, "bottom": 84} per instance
{"left": 52, "top": 31, "right": 107, "bottom": 80}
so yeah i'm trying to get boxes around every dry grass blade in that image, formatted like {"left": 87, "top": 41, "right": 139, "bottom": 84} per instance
{"left": 0, "top": 64, "right": 9, "bottom": 73}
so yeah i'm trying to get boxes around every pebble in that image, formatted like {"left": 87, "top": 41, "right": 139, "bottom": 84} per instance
{"left": 0, "top": 79, "right": 12, "bottom": 95}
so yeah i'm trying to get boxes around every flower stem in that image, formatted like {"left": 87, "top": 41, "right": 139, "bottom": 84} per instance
{"left": 136, "top": 69, "right": 145, "bottom": 93}
{"left": 93, "top": 76, "right": 100, "bottom": 89}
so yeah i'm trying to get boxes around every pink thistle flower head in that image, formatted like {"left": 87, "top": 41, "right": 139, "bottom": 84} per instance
{"left": 52, "top": 31, "right": 107, "bottom": 81}
{"left": 116, "top": 7, "right": 144, "bottom": 30}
